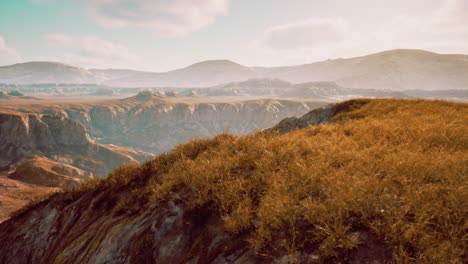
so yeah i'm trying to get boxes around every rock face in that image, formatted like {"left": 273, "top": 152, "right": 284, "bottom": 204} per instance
{"left": 0, "top": 111, "right": 151, "bottom": 222}
{"left": 0, "top": 111, "right": 151, "bottom": 176}
{"left": 0, "top": 192, "right": 261, "bottom": 264}
{"left": 2, "top": 94, "right": 327, "bottom": 153}
{"left": 266, "top": 99, "right": 370, "bottom": 134}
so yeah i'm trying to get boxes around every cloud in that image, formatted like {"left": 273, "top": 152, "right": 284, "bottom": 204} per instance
{"left": 0, "top": 36, "right": 23, "bottom": 66}
{"left": 85, "top": 0, "right": 229, "bottom": 36}
{"left": 376, "top": 0, "right": 468, "bottom": 53}
{"left": 44, "top": 33, "right": 138, "bottom": 68}
{"left": 262, "top": 19, "right": 347, "bottom": 50}
{"left": 256, "top": 0, "right": 468, "bottom": 64}
{"left": 46, "top": 33, "right": 134, "bottom": 59}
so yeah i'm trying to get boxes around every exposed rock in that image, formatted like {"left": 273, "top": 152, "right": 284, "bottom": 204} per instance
{"left": 266, "top": 99, "right": 370, "bottom": 134}
{"left": 0, "top": 111, "right": 151, "bottom": 175}
{"left": 1, "top": 96, "right": 327, "bottom": 153}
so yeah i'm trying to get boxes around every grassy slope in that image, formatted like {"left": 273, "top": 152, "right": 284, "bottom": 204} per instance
{"left": 14, "top": 99, "right": 468, "bottom": 263}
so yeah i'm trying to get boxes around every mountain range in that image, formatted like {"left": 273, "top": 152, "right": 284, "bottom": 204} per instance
{"left": 1, "top": 49, "right": 467, "bottom": 90}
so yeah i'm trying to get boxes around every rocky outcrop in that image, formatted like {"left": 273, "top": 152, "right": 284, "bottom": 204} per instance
{"left": 0, "top": 183, "right": 388, "bottom": 264}
{"left": 266, "top": 99, "right": 370, "bottom": 134}
{"left": 0, "top": 111, "right": 151, "bottom": 176}
{"left": 0, "top": 192, "right": 260, "bottom": 264}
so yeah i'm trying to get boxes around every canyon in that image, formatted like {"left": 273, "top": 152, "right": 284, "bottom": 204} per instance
{"left": 0, "top": 91, "right": 327, "bottom": 154}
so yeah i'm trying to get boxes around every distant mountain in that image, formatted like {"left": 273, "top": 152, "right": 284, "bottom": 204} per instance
{"left": 105, "top": 60, "right": 259, "bottom": 87}
{"left": 193, "top": 79, "right": 409, "bottom": 99}
{"left": 88, "top": 68, "right": 152, "bottom": 81}
{"left": 1, "top": 50, "right": 467, "bottom": 90}
{"left": 259, "top": 49, "right": 468, "bottom": 90}
{"left": 0, "top": 62, "right": 102, "bottom": 84}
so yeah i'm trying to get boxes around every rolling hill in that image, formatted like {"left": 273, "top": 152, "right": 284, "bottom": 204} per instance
{"left": 0, "top": 62, "right": 102, "bottom": 84}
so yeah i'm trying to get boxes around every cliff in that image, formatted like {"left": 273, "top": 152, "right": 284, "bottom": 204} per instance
{"left": 1, "top": 93, "right": 327, "bottom": 153}
{"left": 0, "top": 111, "right": 150, "bottom": 176}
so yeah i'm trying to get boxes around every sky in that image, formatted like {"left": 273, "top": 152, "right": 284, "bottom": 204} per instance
{"left": 0, "top": 0, "right": 467, "bottom": 72}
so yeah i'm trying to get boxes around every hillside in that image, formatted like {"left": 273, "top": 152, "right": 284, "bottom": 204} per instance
{"left": 259, "top": 49, "right": 468, "bottom": 90}
{"left": 0, "top": 92, "right": 326, "bottom": 153}
{"left": 0, "top": 62, "right": 102, "bottom": 84}
{"left": 1, "top": 50, "right": 467, "bottom": 90}
{"left": 0, "top": 99, "right": 465, "bottom": 263}
{"left": 106, "top": 60, "right": 260, "bottom": 87}
{"left": 0, "top": 110, "right": 150, "bottom": 175}
{"left": 0, "top": 110, "right": 151, "bottom": 221}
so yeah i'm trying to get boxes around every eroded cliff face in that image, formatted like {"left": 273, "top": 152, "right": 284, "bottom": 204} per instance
{"left": 0, "top": 111, "right": 151, "bottom": 222}
{"left": 2, "top": 92, "right": 327, "bottom": 153}
{"left": 0, "top": 183, "right": 387, "bottom": 264}
{"left": 0, "top": 190, "right": 262, "bottom": 264}
{"left": 265, "top": 99, "right": 370, "bottom": 134}
{"left": 0, "top": 111, "right": 150, "bottom": 176}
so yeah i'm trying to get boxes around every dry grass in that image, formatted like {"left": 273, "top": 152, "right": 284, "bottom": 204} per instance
{"left": 12, "top": 99, "right": 468, "bottom": 263}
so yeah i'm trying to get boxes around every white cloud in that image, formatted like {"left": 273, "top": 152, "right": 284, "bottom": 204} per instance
{"left": 44, "top": 33, "right": 138, "bottom": 68}
{"left": 262, "top": 19, "right": 347, "bottom": 50}
{"left": 379, "top": 0, "right": 468, "bottom": 52}
{"left": 256, "top": 0, "right": 468, "bottom": 64}
{"left": 85, "top": 0, "right": 229, "bottom": 36}
{"left": 0, "top": 36, "right": 23, "bottom": 66}
{"left": 46, "top": 33, "right": 134, "bottom": 59}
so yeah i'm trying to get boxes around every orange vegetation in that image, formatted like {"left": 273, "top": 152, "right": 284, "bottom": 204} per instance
{"left": 14, "top": 99, "right": 468, "bottom": 263}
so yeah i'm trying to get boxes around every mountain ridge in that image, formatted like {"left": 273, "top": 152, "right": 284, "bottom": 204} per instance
{"left": 1, "top": 49, "right": 467, "bottom": 90}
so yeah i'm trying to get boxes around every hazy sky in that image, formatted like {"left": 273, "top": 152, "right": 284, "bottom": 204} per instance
{"left": 0, "top": 0, "right": 467, "bottom": 71}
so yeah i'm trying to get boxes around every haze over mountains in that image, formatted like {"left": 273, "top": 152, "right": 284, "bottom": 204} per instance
{"left": 1, "top": 49, "right": 467, "bottom": 91}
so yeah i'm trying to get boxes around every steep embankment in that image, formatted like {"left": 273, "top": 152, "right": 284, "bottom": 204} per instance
{"left": 0, "top": 110, "right": 151, "bottom": 221}
{"left": 1, "top": 92, "right": 326, "bottom": 153}
{"left": 0, "top": 99, "right": 465, "bottom": 263}
{"left": 0, "top": 110, "right": 150, "bottom": 176}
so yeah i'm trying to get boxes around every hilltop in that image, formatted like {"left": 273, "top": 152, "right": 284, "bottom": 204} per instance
{"left": 0, "top": 99, "right": 465, "bottom": 263}
{"left": 0, "top": 62, "right": 101, "bottom": 84}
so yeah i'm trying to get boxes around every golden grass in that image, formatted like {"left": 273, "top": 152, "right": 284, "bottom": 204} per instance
{"left": 11, "top": 99, "right": 468, "bottom": 263}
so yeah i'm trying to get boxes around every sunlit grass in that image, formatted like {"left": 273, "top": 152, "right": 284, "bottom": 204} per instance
{"left": 12, "top": 99, "right": 468, "bottom": 263}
